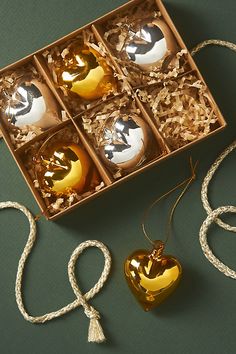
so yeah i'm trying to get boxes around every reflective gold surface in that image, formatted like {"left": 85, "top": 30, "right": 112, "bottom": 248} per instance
{"left": 124, "top": 241, "right": 182, "bottom": 311}
{"left": 56, "top": 44, "right": 117, "bottom": 100}
{"left": 38, "top": 142, "right": 100, "bottom": 195}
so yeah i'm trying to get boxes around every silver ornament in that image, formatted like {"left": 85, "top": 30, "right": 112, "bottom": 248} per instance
{"left": 125, "top": 20, "right": 177, "bottom": 70}
{"left": 5, "top": 79, "right": 61, "bottom": 129}
{"left": 100, "top": 115, "right": 150, "bottom": 171}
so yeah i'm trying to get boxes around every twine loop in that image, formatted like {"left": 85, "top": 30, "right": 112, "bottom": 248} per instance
{"left": 192, "top": 39, "right": 236, "bottom": 278}
{"left": 0, "top": 201, "right": 112, "bottom": 343}
{"left": 199, "top": 140, "right": 236, "bottom": 277}
{"left": 191, "top": 39, "right": 236, "bottom": 56}
{"left": 201, "top": 140, "right": 236, "bottom": 232}
{"left": 199, "top": 205, "right": 236, "bottom": 279}
{"left": 199, "top": 141, "right": 236, "bottom": 277}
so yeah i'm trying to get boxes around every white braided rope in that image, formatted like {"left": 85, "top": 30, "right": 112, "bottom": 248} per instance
{"left": 199, "top": 142, "right": 236, "bottom": 278}
{"left": 199, "top": 206, "right": 236, "bottom": 279}
{"left": 191, "top": 39, "right": 236, "bottom": 56}
{"left": 192, "top": 40, "right": 236, "bottom": 278}
{"left": 201, "top": 140, "right": 236, "bottom": 231}
{"left": 0, "top": 201, "right": 112, "bottom": 343}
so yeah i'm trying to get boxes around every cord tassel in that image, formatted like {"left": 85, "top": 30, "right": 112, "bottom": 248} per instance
{"left": 88, "top": 317, "right": 106, "bottom": 343}
{"left": 85, "top": 307, "right": 106, "bottom": 343}
{"left": 0, "top": 202, "right": 112, "bottom": 344}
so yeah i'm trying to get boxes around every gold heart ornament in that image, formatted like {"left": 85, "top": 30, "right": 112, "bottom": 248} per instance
{"left": 124, "top": 241, "right": 182, "bottom": 311}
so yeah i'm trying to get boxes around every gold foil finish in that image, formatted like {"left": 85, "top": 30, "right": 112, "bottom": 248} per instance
{"left": 56, "top": 44, "right": 117, "bottom": 100}
{"left": 37, "top": 142, "right": 100, "bottom": 196}
{"left": 124, "top": 241, "right": 182, "bottom": 311}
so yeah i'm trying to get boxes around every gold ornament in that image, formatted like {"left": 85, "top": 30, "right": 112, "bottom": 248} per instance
{"left": 124, "top": 241, "right": 182, "bottom": 311}
{"left": 37, "top": 142, "right": 100, "bottom": 195}
{"left": 124, "top": 159, "right": 198, "bottom": 311}
{"left": 56, "top": 44, "right": 117, "bottom": 100}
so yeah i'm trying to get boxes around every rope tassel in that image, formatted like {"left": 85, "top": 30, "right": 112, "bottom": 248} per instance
{"left": 68, "top": 241, "right": 111, "bottom": 343}
{"left": 85, "top": 307, "right": 106, "bottom": 343}
{"left": 0, "top": 201, "right": 112, "bottom": 344}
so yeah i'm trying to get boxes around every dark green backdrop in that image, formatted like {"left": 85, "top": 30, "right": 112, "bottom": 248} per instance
{"left": 0, "top": 1, "right": 236, "bottom": 353}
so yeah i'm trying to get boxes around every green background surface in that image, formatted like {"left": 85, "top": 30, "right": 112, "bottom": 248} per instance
{"left": 0, "top": 0, "right": 236, "bottom": 353}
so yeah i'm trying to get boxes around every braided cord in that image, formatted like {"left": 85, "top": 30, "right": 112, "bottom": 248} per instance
{"left": 199, "top": 206, "right": 236, "bottom": 279}
{"left": 191, "top": 39, "right": 236, "bottom": 56}
{"left": 193, "top": 40, "right": 236, "bottom": 278}
{"left": 201, "top": 141, "right": 236, "bottom": 232}
{"left": 0, "top": 201, "right": 111, "bottom": 342}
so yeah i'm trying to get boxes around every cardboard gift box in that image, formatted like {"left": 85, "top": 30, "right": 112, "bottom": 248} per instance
{"left": 0, "top": 0, "right": 226, "bottom": 220}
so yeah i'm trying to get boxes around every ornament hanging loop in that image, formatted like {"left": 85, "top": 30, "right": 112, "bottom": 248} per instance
{"left": 141, "top": 158, "right": 198, "bottom": 247}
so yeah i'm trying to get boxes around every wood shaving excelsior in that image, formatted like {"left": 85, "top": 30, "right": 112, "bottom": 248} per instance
{"left": 137, "top": 73, "right": 218, "bottom": 150}
{"left": 103, "top": 1, "right": 190, "bottom": 87}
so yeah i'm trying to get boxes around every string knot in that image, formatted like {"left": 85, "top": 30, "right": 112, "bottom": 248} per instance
{"left": 84, "top": 306, "right": 100, "bottom": 320}
{"left": 0, "top": 202, "right": 111, "bottom": 344}
{"left": 84, "top": 306, "right": 106, "bottom": 343}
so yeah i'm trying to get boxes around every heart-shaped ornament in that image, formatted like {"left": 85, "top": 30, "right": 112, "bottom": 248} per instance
{"left": 124, "top": 241, "right": 182, "bottom": 311}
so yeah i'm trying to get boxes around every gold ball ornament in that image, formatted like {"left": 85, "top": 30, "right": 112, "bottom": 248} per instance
{"left": 124, "top": 241, "right": 182, "bottom": 311}
{"left": 37, "top": 142, "right": 100, "bottom": 195}
{"left": 125, "top": 20, "right": 178, "bottom": 70}
{"left": 56, "top": 44, "right": 117, "bottom": 100}
{"left": 4, "top": 79, "right": 61, "bottom": 129}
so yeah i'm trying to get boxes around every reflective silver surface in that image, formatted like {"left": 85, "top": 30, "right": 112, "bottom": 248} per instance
{"left": 125, "top": 23, "right": 167, "bottom": 66}
{"left": 5, "top": 80, "right": 60, "bottom": 129}
{"left": 100, "top": 115, "right": 148, "bottom": 170}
